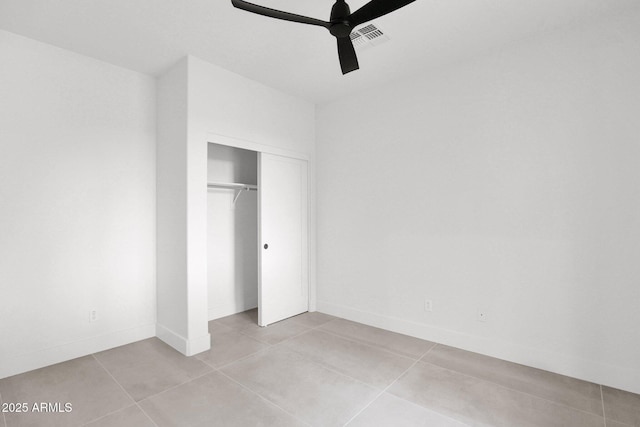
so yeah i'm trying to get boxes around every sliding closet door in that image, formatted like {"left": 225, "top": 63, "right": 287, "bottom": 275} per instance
{"left": 258, "top": 153, "right": 308, "bottom": 326}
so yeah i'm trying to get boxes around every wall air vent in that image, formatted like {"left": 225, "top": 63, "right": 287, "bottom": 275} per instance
{"left": 349, "top": 24, "right": 390, "bottom": 51}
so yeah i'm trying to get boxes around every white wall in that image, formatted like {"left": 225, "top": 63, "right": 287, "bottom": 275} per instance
{"left": 0, "top": 30, "right": 156, "bottom": 378}
{"left": 156, "top": 58, "right": 196, "bottom": 352}
{"left": 316, "top": 11, "right": 640, "bottom": 394}
{"left": 188, "top": 55, "right": 317, "bottom": 321}
{"left": 207, "top": 144, "right": 258, "bottom": 319}
{"left": 188, "top": 55, "right": 317, "bottom": 319}
{"left": 156, "top": 56, "right": 316, "bottom": 354}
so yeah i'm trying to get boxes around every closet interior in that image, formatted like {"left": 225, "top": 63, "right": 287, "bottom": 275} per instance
{"left": 207, "top": 143, "right": 259, "bottom": 322}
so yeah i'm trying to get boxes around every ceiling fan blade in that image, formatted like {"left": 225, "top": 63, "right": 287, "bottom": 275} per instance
{"left": 337, "top": 37, "right": 359, "bottom": 74}
{"left": 231, "top": 0, "right": 331, "bottom": 28}
{"left": 347, "top": 0, "right": 416, "bottom": 27}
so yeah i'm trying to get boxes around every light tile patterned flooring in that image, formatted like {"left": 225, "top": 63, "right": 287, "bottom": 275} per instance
{"left": 1, "top": 310, "right": 639, "bottom": 426}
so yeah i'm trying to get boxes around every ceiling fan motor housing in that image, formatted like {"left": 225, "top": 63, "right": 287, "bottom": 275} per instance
{"left": 330, "top": 0, "right": 353, "bottom": 37}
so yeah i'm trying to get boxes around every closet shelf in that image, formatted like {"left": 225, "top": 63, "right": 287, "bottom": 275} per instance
{"left": 207, "top": 182, "right": 258, "bottom": 204}
{"left": 207, "top": 182, "right": 258, "bottom": 191}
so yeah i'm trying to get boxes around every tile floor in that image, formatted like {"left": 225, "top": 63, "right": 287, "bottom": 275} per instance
{"left": 1, "top": 310, "right": 639, "bottom": 426}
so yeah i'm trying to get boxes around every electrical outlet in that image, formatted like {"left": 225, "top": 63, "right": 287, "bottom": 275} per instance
{"left": 477, "top": 309, "right": 487, "bottom": 322}
{"left": 424, "top": 299, "right": 433, "bottom": 312}
{"left": 89, "top": 309, "right": 98, "bottom": 323}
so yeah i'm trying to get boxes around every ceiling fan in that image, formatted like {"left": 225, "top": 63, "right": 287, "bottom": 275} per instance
{"left": 230, "top": 0, "right": 416, "bottom": 74}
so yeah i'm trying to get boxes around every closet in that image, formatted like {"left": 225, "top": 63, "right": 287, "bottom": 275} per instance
{"left": 207, "top": 143, "right": 308, "bottom": 327}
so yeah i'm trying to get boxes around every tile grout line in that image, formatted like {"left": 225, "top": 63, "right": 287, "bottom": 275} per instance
{"left": 219, "top": 337, "right": 380, "bottom": 396}
{"left": 214, "top": 346, "right": 274, "bottom": 371}
{"left": 342, "top": 342, "right": 444, "bottom": 426}
{"left": 88, "top": 354, "right": 159, "bottom": 427}
{"left": 134, "top": 404, "right": 160, "bottom": 427}
{"left": 215, "top": 322, "right": 429, "bottom": 421}
{"left": 277, "top": 315, "right": 436, "bottom": 362}
{"left": 217, "top": 311, "right": 334, "bottom": 330}
{"left": 286, "top": 312, "right": 339, "bottom": 328}
{"left": 226, "top": 319, "right": 466, "bottom": 426}
{"left": 314, "top": 326, "right": 434, "bottom": 362}
{"left": 309, "top": 319, "right": 612, "bottom": 424}
{"left": 306, "top": 322, "right": 612, "bottom": 424}
{"left": 419, "top": 358, "right": 607, "bottom": 421}
{"left": 280, "top": 318, "right": 338, "bottom": 338}
{"left": 220, "top": 328, "right": 411, "bottom": 424}
{"left": 273, "top": 330, "right": 437, "bottom": 395}
{"left": 248, "top": 317, "right": 602, "bottom": 423}
{"left": 136, "top": 368, "right": 217, "bottom": 405}
{"left": 211, "top": 328, "right": 273, "bottom": 349}
{"left": 418, "top": 343, "right": 439, "bottom": 361}
{"left": 600, "top": 384, "right": 607, "bottom": 427}
{"left": 216, "top": 370, "right": 313, "bottom": 427}
{"left": 235, "top": 329, "right": 276, "bottom": 346}
{"left": 275, "top": 344, "right": 387, "bottom": 392}
{"left": 221, "top": 313, "right": 608, "bottom": 424}
{"left": 221, "top": 316, "right": 463, "bottom": 425}
{"left": 379, "top": 342, "right": 472, "bottom": 426}
{"left": 206, "top": 316, "right": 338, "bottom": 371}
{"left": 366, "top": 343, "right": 473, "bottom": 427}
{"left": 418, "top": 343, "right": 612, "bottom": 421}
{"left": 232, "top": 317, "right": 339, "bottom": 349}
{"left": 274, "top": 316, "right": 339, "bottom": 332}
{"left": 80, "top": 404, "right": 138, "bottom": 427}
{"left": 362, "top": 342, "right": 469, "bottom": 426}
{"left": 236, "top": 324, "right": 311, "bottom": 347}
{"left": 210, "top": 316, "right": 343, "bottom": 425}
{"left": 218, "top": 313, "right": 335, "bottom": 346}
{"left": 269, "top": 320, "right": 341, "bottom": 347}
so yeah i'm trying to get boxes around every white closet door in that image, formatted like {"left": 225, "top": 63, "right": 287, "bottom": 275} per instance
{"left": 258, "top": 153, "right": 308, "bottom": 326}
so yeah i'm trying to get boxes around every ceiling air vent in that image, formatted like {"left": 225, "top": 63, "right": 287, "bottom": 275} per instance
{"left": 350, "top": 24, "right": 390, "bottom": 51}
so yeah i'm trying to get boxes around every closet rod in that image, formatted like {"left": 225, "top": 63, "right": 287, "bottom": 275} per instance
{"left": 207, "top": 182, "right": 257, "bottom": 205}
{"left": 207, "top": 182, "right": 258, "bottom": 191}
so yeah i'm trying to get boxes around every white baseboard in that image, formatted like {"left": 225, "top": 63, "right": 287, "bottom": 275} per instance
{"left": 156, "top": 323, "right": 210, "bottom": 356}
{"left": 187, "top": 332, "right": 212, "bottom": 356}
{"left": 0, "top": 323, "right": 156, "bottom": 380}
{"left": 317, "top": 300, "right": 640, "bottom": 395}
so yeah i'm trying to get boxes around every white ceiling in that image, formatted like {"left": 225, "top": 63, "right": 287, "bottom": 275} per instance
{"left": 1, "top": 0, "right": 638, "bottom": 103}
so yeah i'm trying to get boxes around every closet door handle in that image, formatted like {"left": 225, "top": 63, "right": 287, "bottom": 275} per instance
{"left": 263, "top": 244, "right": 269, "bottom": 250}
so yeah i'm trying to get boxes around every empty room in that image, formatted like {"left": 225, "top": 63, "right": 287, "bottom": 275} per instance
{"left": 1, "top": 0, "right": 639, "bottom": 426}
